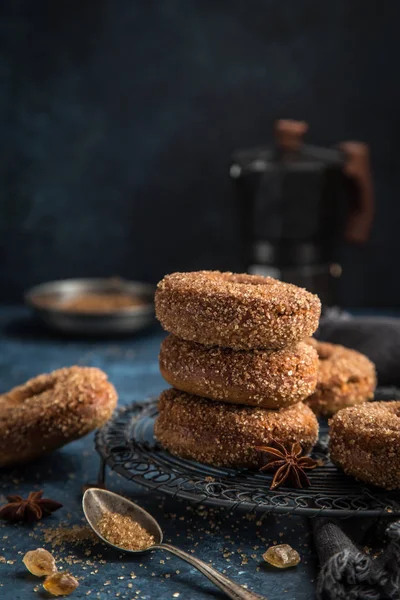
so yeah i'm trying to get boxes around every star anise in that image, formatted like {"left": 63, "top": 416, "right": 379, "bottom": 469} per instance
{"left": 256, "top": 441, "right": 318, "bottom": 490}
{"left": 0, "top": 491, "right": 62, "bottom": 523}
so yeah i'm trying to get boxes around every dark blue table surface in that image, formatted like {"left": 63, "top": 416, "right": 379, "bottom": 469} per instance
{"left": 0, "top": 307, "right": 317, "bottom": 600}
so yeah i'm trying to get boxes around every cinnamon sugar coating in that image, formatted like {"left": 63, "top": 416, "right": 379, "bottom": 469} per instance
{"left": 0, "top": 367, "right": 118, "bottom": 467}
{"left": 155, "top": 389, "right": 319, "bottom": 468}
{"left": 304, "top": 340, "right": 376, "bottom": 416}
{"left": 160, "top": 335, "right": 318, "bottom": 409}
{"left": 155, "top": 271, "right": 321, "bottom": 350}
{"left": 329, "top": 402, "right": 400, "bottom": 490}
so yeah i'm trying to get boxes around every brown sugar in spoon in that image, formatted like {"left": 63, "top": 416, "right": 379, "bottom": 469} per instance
{"left": 83, "top": 488, "right": 267, "bottom": 600}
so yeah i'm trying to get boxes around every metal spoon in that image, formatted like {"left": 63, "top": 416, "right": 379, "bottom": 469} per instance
{"left": 83, "top": 488, "right": 267, "bottom": 600}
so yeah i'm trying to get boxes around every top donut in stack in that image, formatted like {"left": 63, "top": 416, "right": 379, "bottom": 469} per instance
{"left": 156, "top": 271, "right": 321, "bottom": 410}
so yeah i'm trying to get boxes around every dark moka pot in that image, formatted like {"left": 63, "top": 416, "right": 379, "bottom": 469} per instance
{"left": 230, "top": 120, "right": 374, "bottom": 306}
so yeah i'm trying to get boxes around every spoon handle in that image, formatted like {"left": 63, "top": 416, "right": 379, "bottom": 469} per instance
{"left": 155, "top": 543, "right": 267, "bottom": 600}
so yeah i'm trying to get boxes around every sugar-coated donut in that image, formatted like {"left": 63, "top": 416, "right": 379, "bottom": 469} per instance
{"left": 159, "top": 335, "right": 318, "bottom": 409}
{"left": 155, "top": 271, "right": 321, "bottom": 350}
{"left": 329, "top": 402, "right": 400, "bottom": 489}
{"left": 155, "top": 388, "right": 319, "bottom": 468}
{"left": 0, "top": 367, "right": 118, "bottom": 467}
{"left": 304, "top": 340, "right": 376, "bottom": 416}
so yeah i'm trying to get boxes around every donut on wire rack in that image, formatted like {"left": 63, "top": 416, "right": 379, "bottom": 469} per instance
{"left": 155, "top": 388, "right": 319, "bottom": 469}
{"left": 155, "top": 271, "right": 321, "bottom": 350}
{"left": 329, "top": 401, "right": 400, "bottom": 490}
{"left": 159, "top": 334, "right": 318, "bottom": 409}
{"left": 305, "top": 340, "right": 376, "bottom": 416}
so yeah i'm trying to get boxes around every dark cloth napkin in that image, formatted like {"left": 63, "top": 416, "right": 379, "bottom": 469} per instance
{"left": 312, "top": 519, "right": 388, "bottom": 600}
{"left": 383, "top": 521, "right": 400, "bottom": 600}
{"left": 312, "top": 313, "right": 400, "bottom": 599}
{"left": 312, "top": 311, "right": 400, "bottom": 600}
{"left": 313, "top": 518, "right": 400, "bottom": 600}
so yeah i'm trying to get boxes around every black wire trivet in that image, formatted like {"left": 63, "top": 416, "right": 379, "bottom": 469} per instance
{"left": 95, "top": 388, "right": 400, "bottom": 519}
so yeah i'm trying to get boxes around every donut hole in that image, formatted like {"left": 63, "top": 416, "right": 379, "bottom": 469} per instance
{"left": 316, "top": 345, "right": 332, "bottom": 360}
{"left": 227, "top": 274, "right": 272, "bottom": 286}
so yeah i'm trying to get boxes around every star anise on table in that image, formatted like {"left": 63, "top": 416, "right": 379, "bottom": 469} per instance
{"left": 256, "top": 441, "right": 318, "bottom": 490}
{"left": 0, "top": 490, "right": 62, "bottom": 523}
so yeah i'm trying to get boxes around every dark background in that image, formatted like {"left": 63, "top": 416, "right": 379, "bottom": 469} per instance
{"left": 0, "top": 0, "right": 399, "bottom": 306}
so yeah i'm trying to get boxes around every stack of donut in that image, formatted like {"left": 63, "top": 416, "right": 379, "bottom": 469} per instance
{"left": 154, "top": 271, "right": 322, "bottom": 469}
